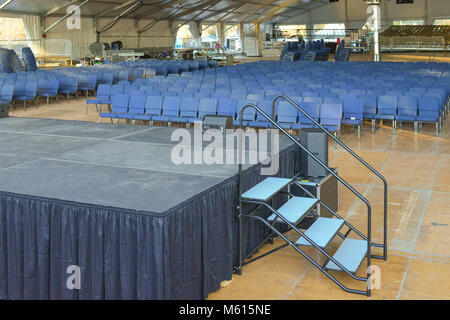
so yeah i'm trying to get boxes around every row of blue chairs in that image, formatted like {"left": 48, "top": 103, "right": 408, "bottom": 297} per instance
{"left": 116, "top": 59, "right": 217, "bottom": 76}
{"left": 99, "top": 94, "right": 345, "bottom": 136}
{"left": 88, "top": 82, "right": 446, "bottom": 134}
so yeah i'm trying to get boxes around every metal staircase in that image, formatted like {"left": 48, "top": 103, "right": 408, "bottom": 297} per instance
{"left": 234, "top": 95, "right": 388, "bottom": 297}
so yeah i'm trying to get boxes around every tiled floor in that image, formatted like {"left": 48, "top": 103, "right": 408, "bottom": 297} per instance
{"left": 8, "top": 91, "right": 450, "bottom": 300}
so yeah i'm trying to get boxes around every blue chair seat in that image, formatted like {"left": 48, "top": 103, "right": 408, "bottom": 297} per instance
{"left": 168, "top": 116, "right": 184, "bottom": 122}
{"left": 152, "top": 116, "right": 170, "bottom": 122}
{"left": 363, "top": 113, "right": 376, "bottom": 119}
{"left": 87, "top": 99, "right": 111, "bottom": 105}
{"left": 291, "top": 123, "right": 308, "bottom": 130}
{"left": 416, "top": 115, "right": 439, "bottom": 122}
{"left": 248, "top": 121, "right": 270, "bottom": 128}
{"left": 100, "top": 112, "right": 118, "bottom": 118}
{"left": 278, "top": 123, "right": 292, "bottom": 130}
{"left": 374, "top": 114, "right": 395, "bottom": 120}
{"left": 323, "top": 125, "right": 340, "bottom": 133}
{"left": 342, "top": 119, "right": 363, "bottom": 125}
{"left": 233, "top": 120, "right": 250, "bottom": 126}
{"left": 175, "top": 117, "right": 195, "bottom": 123}
{"left": 133, "top": 114, "right": 152, "bottom": 121}
{"left": 395, "top": 115, "right": 416, "bottom": 121}
{"left": 117, "top": 114, "right": 134, "bottom": 119}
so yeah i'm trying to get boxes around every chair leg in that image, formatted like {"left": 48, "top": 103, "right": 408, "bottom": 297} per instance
{"left": 47, "top": 96, "right": 50, "bottom": 105}
{"left": 24, "top": 100, "right": 27, "bottom": 111}
{"left": 358, "top": 125, "right": 361, "bottom": 141}
{"left": 436, "top": 122, "right": 439, "bottom": 136}
{"left": 371, "top": 119, "right": 375, "bottom": 134}
{"left": 334, "top": 132, "right": 337, "bottom": 149}
{"left": 67, "top": 93, "right": 70, "bottom": 102}
{"left": 414, "top": 121, "right": 418, "bottom": 134}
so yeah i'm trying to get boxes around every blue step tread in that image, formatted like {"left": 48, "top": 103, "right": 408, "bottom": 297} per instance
{"left": 268, "top": 197, "right": 318, "bottom": 224}
{"left": 296, "top": 217, "right": 344, "bottom": 248}
{"left": 326, "top": 238, "right": 368, "bottom": 273}
{"left": 241, "top": 177, "right": 291, "bottom": 201}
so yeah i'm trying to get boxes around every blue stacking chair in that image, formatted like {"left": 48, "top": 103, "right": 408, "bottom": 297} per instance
{"left": 234, "top": 99, "right": 256, "bottom": 127}
{"left": 188, "top": 98, "right": 218, "bottom": 123}
{"left": 426, "top": 88, "right": 446, "bottom": 106}
{"left": 86, "top": 84, "right": 111, "bottom": 114}
{"left": 179, "top": 64, "right": 189, "bottom": 74}
{"left": 320, "top": 103, "right": 343, "bottom": 135}
{"left": 153, "top": 96, "right": 181, "bottom": 125}
{"left": 197, "top": 60, "right": 208, "bottom": 70}
{"left": 177, "top": 97, "right": 199, "bottom": 124}
{"left": 0, "top": 85, "right": 14, "bottom": 104}
{"left": 217, "top": 98, "right": 237, "bottom": 120}
{"left": 417, "top": 96, "right": 441, "bottom": 135}
{"left": 100, "top": 94, "right": 129, "bottom": 122}
{"left": 134, "top": 96, "right": 163, "bottom": 122}
{"left": 359, "top": 94, "right": 378, "bottom": 121}
{"left": 298, "top": 102, "right": 320, "bottom": 129}
{"left": 125, "top": 94, "right": 147, "bottom": 122}
{"left": 100, "top": 72, "right": 114, "bottom": 85}
{"left": 118, "top": 70, "right": 129, "bottom": 82}
{"left": 189, "top": 61, "right": 200, "bottom": 71}
{"left": 375, "top": 95, "right": 398, "bottom": 133}
{"left": 36, "top": 79, "right": 59, "bottom": 105}
{"left": 396, "top": 96, "right": 418, "bottom": 128}
{"left": 169, "top": 65, "right": 180, "bottom": 75}
{"left": 58, "top": 76, "right": 79, "bottom": 101}
{"left": 341, "top": 98, "right": 364, "bottom": 140}
{"left": 276, "top": 100, "right": 297, "bottom": 130}
{"left": 78, "top": 74, "right": 97, "bottom": 97}
{"left": 13, "top": 79, "right": 37, "bottom": 110}
{"left": 248, "top": 101, "right": 273, "bottom": 128}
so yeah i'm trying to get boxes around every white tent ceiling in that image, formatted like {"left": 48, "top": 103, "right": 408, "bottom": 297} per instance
{"left": 0, "top": 0, "right": 331, "bottom": 23}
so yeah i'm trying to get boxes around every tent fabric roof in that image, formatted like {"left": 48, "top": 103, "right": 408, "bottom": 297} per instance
{"left": 0, "top": 0, "right": 330, "bottom": 23}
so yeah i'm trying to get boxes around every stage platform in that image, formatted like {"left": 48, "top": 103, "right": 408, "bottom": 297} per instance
{"left": 0, "top": 118, "right": 299, "bottom": 300}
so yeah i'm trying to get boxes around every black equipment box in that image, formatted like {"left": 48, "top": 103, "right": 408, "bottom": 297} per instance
{"left": 0, "top": 103, "right": 8, "bottom": 118}
{"left": 292, "top": 169, "right": 339, "bottom": 219}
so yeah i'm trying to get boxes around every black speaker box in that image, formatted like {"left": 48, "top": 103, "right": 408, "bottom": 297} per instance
{"left": 299, "top": 128, "right": 328, "bottom": 177}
